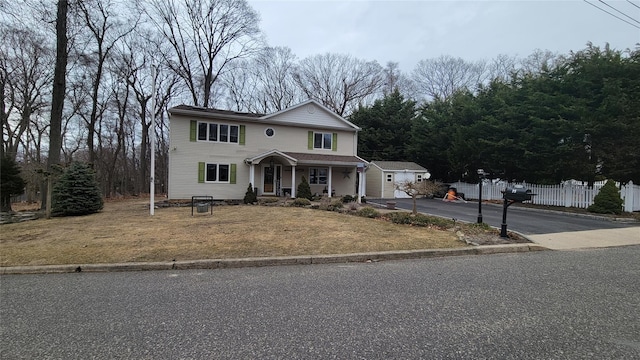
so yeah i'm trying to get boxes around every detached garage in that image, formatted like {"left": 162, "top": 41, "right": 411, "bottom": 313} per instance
{"left": 365, "top": 161, "right": 431, "bottom": 199}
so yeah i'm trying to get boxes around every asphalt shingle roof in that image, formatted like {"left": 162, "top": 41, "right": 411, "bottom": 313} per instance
{"left": 371, "top": 161, "right": 428, "bottom": 171}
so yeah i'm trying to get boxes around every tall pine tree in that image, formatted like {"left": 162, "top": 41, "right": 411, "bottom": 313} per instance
{"left": 0, "top": 156, "right": 26, "bottom": 212}
{"left": 349, "top": 89, "right": 417, "bottom": 162}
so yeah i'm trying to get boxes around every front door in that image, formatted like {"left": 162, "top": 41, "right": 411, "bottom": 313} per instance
{"left": 262, "top": 165, "right": 281, "bottom": 195}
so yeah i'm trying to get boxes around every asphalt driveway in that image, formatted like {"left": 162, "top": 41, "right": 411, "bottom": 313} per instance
{"left": 370, "top": 198, "right": 639, "bottom": 235}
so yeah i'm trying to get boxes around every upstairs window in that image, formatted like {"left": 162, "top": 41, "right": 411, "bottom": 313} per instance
{"left": 313, "top": 132, "right": 332, "bottom": 150}
{"left": 197, "top": 122, "right": 239, "bottom": 144}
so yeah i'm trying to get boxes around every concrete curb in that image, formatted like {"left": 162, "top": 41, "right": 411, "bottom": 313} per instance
{"left": 0, "top": 244, "right": 548, "bottom": 275}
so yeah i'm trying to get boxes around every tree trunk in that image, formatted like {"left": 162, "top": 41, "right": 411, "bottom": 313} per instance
{"left": 42, "top": 0, "right": 68, "bottom": 210}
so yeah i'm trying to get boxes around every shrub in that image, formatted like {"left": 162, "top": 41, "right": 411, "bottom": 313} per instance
{"left": 258, "top": 197, "right": 279, "bottom": 205}
{"left": 291, "top": 198, "right": 311, "bottom": 207}
{"left": 329, "top": 198, "right": 344, "bottom": 211}
{"left": 588, "top": 180, "right": 623, "bottom": 215}
{"left": 386, "top": 212, "right": 412, "bottom": 224}
{"left": 355, "top": 206, "right": 379, "bottom": 218}
{"left": 384, "top": 212, "right": 454, "bottom": 228}
{"left": 341, "top": 194, "right": 355, "bottom": 203}
{"left": 318, "top": 197, "right": 344, "bottom": 211}
{"left": 0, "top": 156, "right": 26, "bottom": 212}
{"left": 296, "top": 176, "right": 313, "bottom": 200}
{"left": 52, "top": 162, "right": 103, "bottom": 217}
{"left": 243, "top": 183, "right": 257, "bottom": 204}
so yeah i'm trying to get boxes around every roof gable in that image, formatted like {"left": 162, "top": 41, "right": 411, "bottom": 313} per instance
{"left": 260, "top": 100, "right": 360, "bottom": 131}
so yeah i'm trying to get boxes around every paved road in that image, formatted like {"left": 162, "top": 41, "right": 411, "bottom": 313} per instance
{"left": 2, "top": 247, "right": 640, "bottom": 359}
{"left": 372, "top": 198, "right": 639, "bottom": 235}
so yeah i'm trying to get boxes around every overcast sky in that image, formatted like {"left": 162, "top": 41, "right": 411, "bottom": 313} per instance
{"left": 248, "top": 0, "right": 640, "bottom": 71}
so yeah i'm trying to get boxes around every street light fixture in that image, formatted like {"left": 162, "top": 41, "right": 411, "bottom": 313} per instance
{"left": 477, "top": 169, "right": 485, "bottom": 223}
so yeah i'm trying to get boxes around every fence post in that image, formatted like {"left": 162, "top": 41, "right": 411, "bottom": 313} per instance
{"left": 564, "top": 184, "right": 572, "bottom": 208}
{"left": 623, "top": 181, "right": 634, "bottom": 213}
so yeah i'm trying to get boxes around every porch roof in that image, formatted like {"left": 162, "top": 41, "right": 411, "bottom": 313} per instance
{"left": 283, "top": 152, "right": 368, "bottom": 167}
{"left": 245, "top": 150, "right": 367, "bottom": 167}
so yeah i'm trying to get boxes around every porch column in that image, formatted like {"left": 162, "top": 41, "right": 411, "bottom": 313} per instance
{"left": 291, "top": 165, "right": 296, "bottom": 198}
{"left": 358, "top": 170, "right": 364, "bottom": 203}
{"left": 327, "top": 166, "right": 333, "bottom": 198}
{"left": 249, "top": 164, "right": 255, "bottom": 190}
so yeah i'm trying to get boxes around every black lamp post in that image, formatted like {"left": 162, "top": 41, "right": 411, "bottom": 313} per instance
{"left": 477, "top": 169, "right": 485, "bottom": 223}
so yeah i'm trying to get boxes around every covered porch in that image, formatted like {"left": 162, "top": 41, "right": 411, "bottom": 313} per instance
{"left": 244, "top": 150, "right": 367, "bottom": 201}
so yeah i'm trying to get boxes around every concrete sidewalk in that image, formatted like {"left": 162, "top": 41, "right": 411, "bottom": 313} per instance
{"left": 527, "top": 227, "right": 640, "bottom": 250}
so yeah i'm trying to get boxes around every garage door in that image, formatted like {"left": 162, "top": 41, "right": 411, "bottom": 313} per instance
{"left": 393, "top": 172, "right": 413, "bottom": 198}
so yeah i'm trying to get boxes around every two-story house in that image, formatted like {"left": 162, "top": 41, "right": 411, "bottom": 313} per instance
{"left": 167, "top": 100, "right": 368, "bottom": 201}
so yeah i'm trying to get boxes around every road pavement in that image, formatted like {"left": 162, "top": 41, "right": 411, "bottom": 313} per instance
{"left": 2, "top": 246, "right": 639, "bottom": 359}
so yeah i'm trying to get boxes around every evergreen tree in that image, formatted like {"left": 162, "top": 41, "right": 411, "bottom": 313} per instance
{"left": 588, "top": 180, "right": 623, "bottom": 215}
{"left": 243, "top": 183, "right": 257, "bottom": 204}
{"left": 296, "top": 176, "right": 312, "bottom": 200}
{"left": 0, "top": 156, "right": 26, "bottom": 212}
{"left": 52, "top": 161, "right": 103, "bottom": 216}
{"left": 349, "top": 89, "right": 417, "bottom": 162}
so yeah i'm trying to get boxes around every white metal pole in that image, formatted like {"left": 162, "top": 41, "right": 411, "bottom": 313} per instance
{"left": 150, "top": 64, "right": 156, "bottom": 216}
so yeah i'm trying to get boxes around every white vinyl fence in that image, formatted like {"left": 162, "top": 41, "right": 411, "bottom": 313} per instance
{"left": 450, "top": 180, "right": 640, "bottom": 213}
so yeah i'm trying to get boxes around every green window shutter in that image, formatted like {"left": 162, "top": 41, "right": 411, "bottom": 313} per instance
{"left": 239, "top": 125, "right": 246, "bottom": 145}
{"left": 230, "top": 164, "right": 237, "bottom": 184}
{"left": 198, "top": 162, "right": 205, "bottom": 183}
{"left": 190, "top": 121, "right": 197, "bottom": 142}
{"left": 332, "top": 133, "right": 337, "bottom": 151}
{"left": 308, "top": 131, "right": 313, "bottom": 150}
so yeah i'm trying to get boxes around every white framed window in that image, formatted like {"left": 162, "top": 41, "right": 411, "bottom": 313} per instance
{"left": 309, "top": 168, "right": 328, "bottom": 185}
{"left": 197, "top": 122, "right": 239, "bottom": 144}
{"left": 313, "top": 132, "right": 332, "bottom": 150}
{"left": 205, "top": 163, "right": 230, "bottom": 183}
{"left": 386, "top": 174, "right": 393, "bottom": 182}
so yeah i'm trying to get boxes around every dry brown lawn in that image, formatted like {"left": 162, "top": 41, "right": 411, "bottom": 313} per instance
{"left": 0, "top": 199, "right": 467, "bottom": 267}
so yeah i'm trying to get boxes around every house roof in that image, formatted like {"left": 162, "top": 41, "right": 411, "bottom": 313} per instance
{"left": 168, "top": 105, "right": 264, "bottom": 120}
{"left": 167, "top": 100, "right": 359, "bottom": 132}
{"left": 370, "top": 161, "right": 428, "bottom": 172}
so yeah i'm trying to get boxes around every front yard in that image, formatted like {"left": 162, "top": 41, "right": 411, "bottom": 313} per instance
{"left": 0, "top": 198, "right": 486, "bottom": 267}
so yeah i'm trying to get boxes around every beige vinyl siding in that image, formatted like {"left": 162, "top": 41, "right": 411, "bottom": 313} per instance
{"left": 365, "top": 165, "right": 383, "bottom": 198}
{"left": 382, "top": 172, "right": 397, "bottom": 198}
{"left": 169, "top": 116, "right": 358, "bottom": 200}
{"left": 169, "top": 117, "right": 249, "bottom": 199}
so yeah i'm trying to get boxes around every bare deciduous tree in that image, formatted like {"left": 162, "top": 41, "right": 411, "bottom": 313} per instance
{"left": 145, "top": 0, "right": 262, "bottom": 108}
{"left": 487, "top": 54, "right": 518, "bottom": 82}
{"left": 382, "top": 61, "right": 417, "bottom": 100}
{"left": 519, "top": 49, "right": 559, "bottom": 75}
{"left": 412, "top": 55, "right": 487, "bottom": 102}
{"left": 76, "top": 0, "right": 139, "bottom": 165}
{"left": 293, "top": 53, "right": 384, "bottom": 116}
{"left": 0, "top": 25, "right": 53, "bottom": 161}
{"left": 395, "top": 179, "right": 441, "bottom": 215}
{"left": 222, "top": 46, "right": 301, "bottom": 113}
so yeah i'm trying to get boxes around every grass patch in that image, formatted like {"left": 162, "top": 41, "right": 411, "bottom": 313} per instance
{"left": 0, "top": 199, "right": 467, "bottom": 267}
